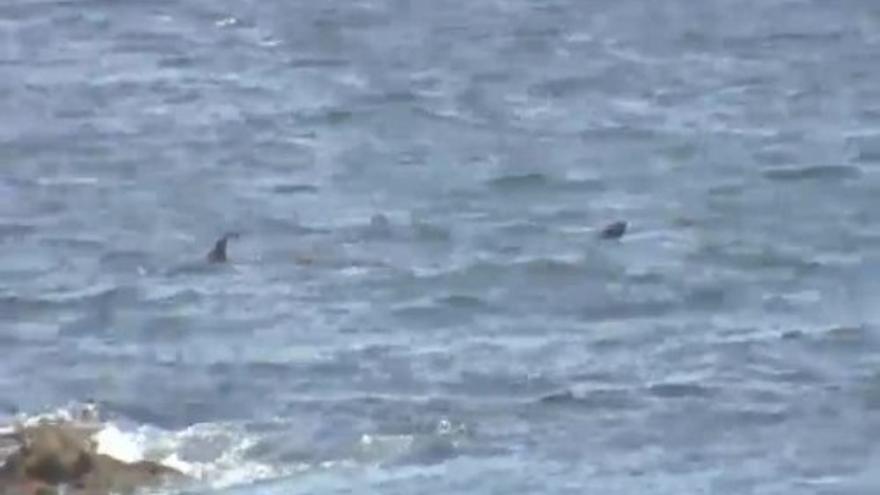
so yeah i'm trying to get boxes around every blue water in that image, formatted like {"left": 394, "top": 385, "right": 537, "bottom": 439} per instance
{"left": 3, "top": 0, "right": 880, "bottom": 493}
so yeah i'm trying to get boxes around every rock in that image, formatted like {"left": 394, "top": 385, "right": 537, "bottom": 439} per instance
{"left": 72, "top": 454, "right": 185, "bottom": 495}
{"left": 0, "top": 423, "right": 185, "bottom": 495}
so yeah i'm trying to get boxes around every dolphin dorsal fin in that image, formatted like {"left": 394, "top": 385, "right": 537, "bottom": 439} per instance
{"left": 206, "top": 232, "right": 240, "bottom": 263}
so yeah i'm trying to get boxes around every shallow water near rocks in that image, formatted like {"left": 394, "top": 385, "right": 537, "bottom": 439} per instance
{"left": 3, "top": 0, "right": 880, "bottom": 493}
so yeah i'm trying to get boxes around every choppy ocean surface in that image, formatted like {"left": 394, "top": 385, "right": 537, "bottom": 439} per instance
{"left": 3, "top": 0, "right": 880, "bottom": 493}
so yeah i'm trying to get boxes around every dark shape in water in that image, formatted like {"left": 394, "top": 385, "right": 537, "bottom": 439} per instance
{"left": 206, "top": 232, "right": 240, "bottom": 263}
{"left": 539, "top": 390, "right": 575, "bottom": 404}
{"left": 366, "top": 213, "right": 392, "bottom": 239}
{"left": 599, "top": 221, "right": 627, "bottom": 240}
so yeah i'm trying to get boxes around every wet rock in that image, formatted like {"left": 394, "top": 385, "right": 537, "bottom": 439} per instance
{"left": 0, "top": 423, "right": 185, "bottom": 495}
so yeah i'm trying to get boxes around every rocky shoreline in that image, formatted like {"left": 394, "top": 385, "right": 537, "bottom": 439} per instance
{"left": 0, "top": 419, "right": 185, "bottom": 495}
